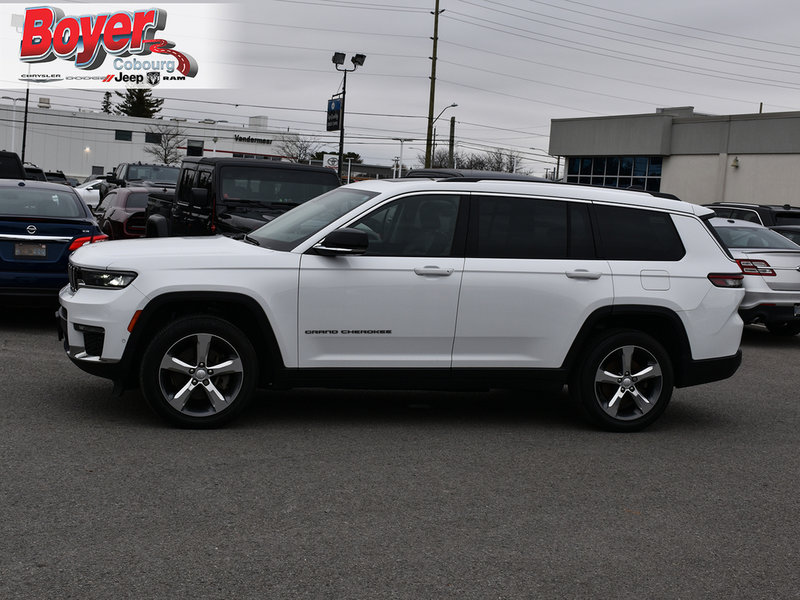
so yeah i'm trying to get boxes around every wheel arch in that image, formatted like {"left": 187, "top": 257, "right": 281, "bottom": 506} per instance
{"left": 563, "top": 305, "right": 694, "bottom": 387}
{"left": 121, "top": 291, "right": 284, "bottom": 389}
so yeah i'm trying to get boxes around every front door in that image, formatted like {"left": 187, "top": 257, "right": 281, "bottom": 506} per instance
{"left": 298, "top": 193, "right": 464, "bottom": 368}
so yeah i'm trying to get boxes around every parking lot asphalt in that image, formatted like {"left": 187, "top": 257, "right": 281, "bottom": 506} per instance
{"left": 1, "top": 306, "right": 799, "bottom": 599}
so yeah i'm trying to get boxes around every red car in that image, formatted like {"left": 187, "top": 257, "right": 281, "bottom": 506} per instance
{"left": 94, "top": 187, "right": 150, "bottom": 239}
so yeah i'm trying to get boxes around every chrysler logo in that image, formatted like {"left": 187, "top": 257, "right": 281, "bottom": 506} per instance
{"left": 26, "top": 225, "right": 37, "bottom": 235}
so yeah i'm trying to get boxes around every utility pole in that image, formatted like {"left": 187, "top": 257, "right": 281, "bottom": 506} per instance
{"left": 424, "top": 0, "right": 443, "bottom": 168}
{"left": 448, "top": 116, "right": 455, "bottom": 168}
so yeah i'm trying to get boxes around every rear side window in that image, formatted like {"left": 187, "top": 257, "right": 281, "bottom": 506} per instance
{"left": 594, "top": 205, "right": 685, "bottom": 261}
{"left": 471, "top": 195, "right": 595, "bottom": 259}
{"left": 774, "top": 212, "right": 800, "bottom": 226}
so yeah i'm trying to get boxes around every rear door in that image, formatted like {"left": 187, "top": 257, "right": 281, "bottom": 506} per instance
{"left": 453, "top": 194, "right": 613, "bottom": 368}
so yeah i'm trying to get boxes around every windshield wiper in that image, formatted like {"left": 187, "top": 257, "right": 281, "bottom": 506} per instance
{"left": 243, "top": 234, "right": 261, "bottom": 246}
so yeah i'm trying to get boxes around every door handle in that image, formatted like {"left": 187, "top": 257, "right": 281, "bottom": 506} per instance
{"left": 566, "top": 269, "right": 602, "bottom": 280}
{"left": 414, "top": 266, "right": 454, "bottom": 277}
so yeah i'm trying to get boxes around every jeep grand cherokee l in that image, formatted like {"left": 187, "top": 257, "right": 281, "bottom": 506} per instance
{"left": 58, "top": 179, "right": 745, "bottom": 431}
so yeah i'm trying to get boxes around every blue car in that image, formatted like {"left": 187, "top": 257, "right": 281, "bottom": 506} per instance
{"left": 0, "top": 179, "right": 107, "bottom": 300}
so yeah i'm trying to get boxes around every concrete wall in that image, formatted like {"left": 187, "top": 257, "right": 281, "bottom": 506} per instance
{"left": 549, "top": 114, "right": 672, "bottom": 156}
{"left": 663, "top": 153, "right": 800, "bottom": 205}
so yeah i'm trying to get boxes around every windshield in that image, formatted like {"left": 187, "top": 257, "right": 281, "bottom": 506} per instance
{"left": 219, "top": 165, "right": 339, "bottom": 207}
{"left": 0, "top": 187, "right": 86, "bottom": 218}
{"left": 715, "top": 225, "right": 800, "bottom": 250}
{"left": 248, "top": 187, "right": 379, "bottom": 251}
{"left": 128, "top": 165, "right": 180, "bottom": 183}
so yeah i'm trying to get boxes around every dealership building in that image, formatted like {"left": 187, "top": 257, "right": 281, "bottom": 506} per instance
{"left": 549, "top": 106, "right": 800, "bottom": 205}
{"left": 0, "top": 100, "right": 392, "bottom": 181}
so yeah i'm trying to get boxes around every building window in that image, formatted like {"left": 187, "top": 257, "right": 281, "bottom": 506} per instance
{"left": 145, "top": 132, "right": 162, "bottom": 144}
{"left": 115, "top": 130, "right": 132, "bottom": 141}
{"left": 566, "top": 156, "right": 663, "bottom": 191}
{"left": 186, "top": 139, "right": 204, "bottom": 157}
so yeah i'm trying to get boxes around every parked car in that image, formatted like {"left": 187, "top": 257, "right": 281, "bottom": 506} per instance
{"left": 24, "top": 165, "right": 47, "bottom": 181}
{"left": 770, "top": 225, "right": 800, "bottom": 245}
{"left": 100, "top": 162, "right": 180, "bottom": 200}
{"left": 711, "top": 217, "right": 800, "bottom": 335}
{"left": 1, "top": 179, "right": 107, "bottom": 300}
{"left": 59, "top": 179, "right": 745, "bottom": 431}
{"left": 74, "top": 179, "right": 105, "bottom": 209}
{"left": 0, "top": 151, "right": 25, "bottom": 179}
{"left": 94, "top": 187, "right": 150, "bottom": 239}
{"left": 145, "top": 157, "right": 341, "bottom": 238}
{"left": 44, "top": 171, "right": 70, "bottom": 186}
{"left": 704, "top": 202, "right": 800, "bottom": 226}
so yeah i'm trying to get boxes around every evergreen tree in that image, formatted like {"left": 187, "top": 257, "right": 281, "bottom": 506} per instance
{"left": 101, "top": 91, "right": 113, "bottom": 114}
{"left": 114, "top": 89, "right": 164, "bottom": 118}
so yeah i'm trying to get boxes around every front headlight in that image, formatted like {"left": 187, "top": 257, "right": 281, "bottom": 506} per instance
{"left": 69, "top": 264, "right": 137, "bottom": 291}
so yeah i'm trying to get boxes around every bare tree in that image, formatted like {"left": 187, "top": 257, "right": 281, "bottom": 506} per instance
{"left": 143, "top": 125, "right": 185, "bottom": 165}
{"left": 278, "top": 133, "right": 326, "bottom": 163}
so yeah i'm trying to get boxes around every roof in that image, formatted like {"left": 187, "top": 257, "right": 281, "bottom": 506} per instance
{"left": 346, "top": 178, "right": 710, "bottom": 217}
{"left": 0, "top": 179, "right": 80, "bottom": 192}
{"left": 181, "top": 156, "right": 337, "bottom": 174}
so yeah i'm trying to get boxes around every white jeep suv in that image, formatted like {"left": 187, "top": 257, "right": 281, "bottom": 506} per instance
{"left": 58, "top": 178, "right": 745, "bottom": 431}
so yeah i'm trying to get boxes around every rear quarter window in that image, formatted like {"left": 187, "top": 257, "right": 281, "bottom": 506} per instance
{"left": 594, "top": 204, "right": 685, "bottom": 261}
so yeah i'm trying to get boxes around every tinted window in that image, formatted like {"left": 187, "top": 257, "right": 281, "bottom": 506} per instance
{"left": 472, "top": 196, "right": 593, "bottom": 259}
{"left": 774, "top": 213, "right": 800, "bottom": 226}
{"left": 0, "top": 188, "right": 86, "bottom": 218}
{"left": 351, "top": 194, "right": 460, "bottom": 257}
{"left": 124, "top": 192, "right": 150, "bottom": 209}
{"left": 115, "top": 130, "right": 132, "bottom": 141}
{"left": 595, "top": 205, "right": 685, "bottom": 261}
{"left": 219, "top": 166, "right": 338, "bottom": 207}
{"left": 714, "top": 225, "right": 799, "bottom": 250}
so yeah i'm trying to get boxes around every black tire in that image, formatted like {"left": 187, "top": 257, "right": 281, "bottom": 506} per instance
{"left": 139, "top": 316, "right": 258, "bottom": 428}
{"left": 570, "top": 330, "right": 674, "bottom": 432}
{"left": 765, "top": 321, "right": 800, "bottom": 336}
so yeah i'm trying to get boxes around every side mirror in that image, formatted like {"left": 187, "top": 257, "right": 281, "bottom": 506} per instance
{"left": 190, "top": 187, "right": 209, "bottom": 208}
{"left": 313, "top": 228, "right": 368, "bottom": 256}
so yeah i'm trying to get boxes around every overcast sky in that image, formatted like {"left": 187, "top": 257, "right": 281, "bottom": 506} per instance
{"left": 5, "top": 0, "right": 800, "bottom": 174}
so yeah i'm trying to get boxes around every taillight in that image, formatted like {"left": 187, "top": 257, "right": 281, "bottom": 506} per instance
{"left": 735, "top": 259, "right": 776, "bottom": 276}
{"left": 708, "top": 273, "right": 744, "bottom": 288}
{"left": 68, "top": 234, "right": 109, "bottom": 251}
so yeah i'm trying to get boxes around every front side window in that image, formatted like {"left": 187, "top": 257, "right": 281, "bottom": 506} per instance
{"left": 350, "top": 194, "right": 460, "bottom": 257}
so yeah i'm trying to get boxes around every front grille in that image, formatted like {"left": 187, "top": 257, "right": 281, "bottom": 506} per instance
{"left": 68, "top": 263, "right": 79, "bottom": 292}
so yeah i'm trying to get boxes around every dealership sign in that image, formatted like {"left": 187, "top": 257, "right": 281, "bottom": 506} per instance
{"left": 2, "top": 4, "right": 228, "bottom": 89}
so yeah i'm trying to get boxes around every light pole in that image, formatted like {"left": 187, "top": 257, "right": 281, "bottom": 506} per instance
{"left": 331, "top": 52, "right": 366, "bottom": 182}
{"left": 392, "top": 138, "right": 413, "bottom": 178}
{"left": 426, "top": 103, "right": 456, "bottom": 168}
{"left": 2, "top": 96, "right": 24, "bottom": 155}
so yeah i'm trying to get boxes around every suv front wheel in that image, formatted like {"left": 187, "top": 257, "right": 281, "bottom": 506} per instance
{"left": 571, "top": 330, "right": 674, "bottom": 432}
{"left": 139, "top": 316, "right": 258, "bottom": 428}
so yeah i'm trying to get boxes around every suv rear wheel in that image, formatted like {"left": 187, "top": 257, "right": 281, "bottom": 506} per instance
{"left": 139, "top": 316, "right": 257, "bottom": 428}
{"left": 571, "top": 330, "right": 674, "bottom": 432}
